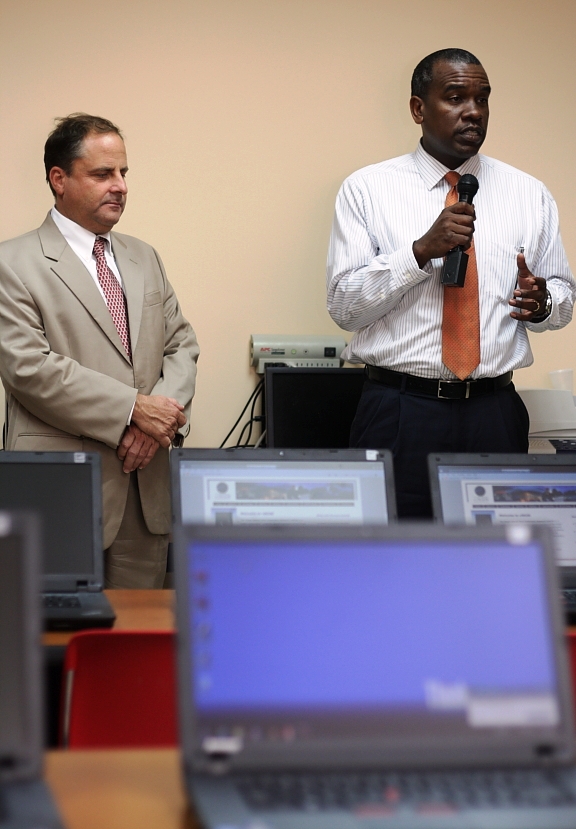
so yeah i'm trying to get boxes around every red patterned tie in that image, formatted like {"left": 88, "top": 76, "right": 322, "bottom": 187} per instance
{"left": 441, "top": 171, "right": 480, "bottom": 380}
{"left": 93, "top": 237, "right": 132, "bottom": 361}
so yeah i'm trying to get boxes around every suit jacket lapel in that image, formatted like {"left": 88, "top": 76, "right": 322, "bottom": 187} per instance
{"left": 110, "top": 234, "right": 143, "bottom": 353}
{"left": 38, "top": 214, "right": 133, "bottom": 364}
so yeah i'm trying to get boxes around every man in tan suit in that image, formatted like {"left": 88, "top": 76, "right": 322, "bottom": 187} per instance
{"left": 0, "top": 113, "right": 199, "bottom": 588}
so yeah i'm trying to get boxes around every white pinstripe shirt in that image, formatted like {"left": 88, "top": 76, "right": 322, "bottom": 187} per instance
{"left": 327, "top": 142, "right": 575, "bottom": 379}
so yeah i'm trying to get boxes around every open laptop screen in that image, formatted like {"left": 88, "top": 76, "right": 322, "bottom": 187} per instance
{"left": 429, "top": 455, "right": 576, "bottom": 566}
{"left": 0, "top": 454, "right": 99, "bottom": 578}
{"left": 180, "top": 527, "right": 568, "bottom": 766}
{"left": 173, "top": 449, "right": 394, "bottom": 525}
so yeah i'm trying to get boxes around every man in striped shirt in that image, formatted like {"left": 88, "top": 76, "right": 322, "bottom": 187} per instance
{"left": 327, "top": 48, "right": 575, "bottom": 519}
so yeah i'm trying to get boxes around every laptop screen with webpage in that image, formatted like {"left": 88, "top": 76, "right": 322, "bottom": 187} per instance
{"left": 171, "top": 448, "right": 395, "bottom": 526}
{"left": 428, "top": 454, "right": 576, "bottom": 567}
{"left": 175, "top": 524, "right": 574, "bottom": 771}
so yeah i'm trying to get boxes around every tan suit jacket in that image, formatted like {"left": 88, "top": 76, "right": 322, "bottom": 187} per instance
{"left": 0, "top": 213, "right": 199, "bottom": 547}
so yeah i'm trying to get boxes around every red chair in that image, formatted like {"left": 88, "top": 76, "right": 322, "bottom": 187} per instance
{"left": 60, "top": 629, "right": 178, "bottom": 748}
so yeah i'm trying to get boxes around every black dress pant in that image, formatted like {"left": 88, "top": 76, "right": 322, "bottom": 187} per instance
{"left": 350, "top": 379, "right": 529, "bottom": 519}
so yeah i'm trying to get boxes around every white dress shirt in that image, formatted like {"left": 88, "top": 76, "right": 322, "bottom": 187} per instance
{"left": 327, "top": 142, "right": 575, "bottom": 380}
{"left": 50, "top": 207, "right": 126, "bottom": 302}
{"left": 51, "top": 207, "right": 135, "bottom": 424}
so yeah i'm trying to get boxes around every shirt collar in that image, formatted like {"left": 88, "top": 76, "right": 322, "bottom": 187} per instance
{"left": 413, "top": 140, "right": 482, "bottom": 191}
{"left": 51, "top": 207, "right": 112, "bottom": 261}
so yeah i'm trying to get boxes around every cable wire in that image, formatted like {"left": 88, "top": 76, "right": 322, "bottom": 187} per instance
{"left": 219, "top": 378, "right": 264, "bottom": 448}
{"left": 253, "top": 429, "right": 266, "bottom": 448}
{"left": 240, "top": 382, "right": 264, "bottom": 447}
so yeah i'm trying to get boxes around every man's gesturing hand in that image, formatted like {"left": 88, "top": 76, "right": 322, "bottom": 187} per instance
{"left": 131, "top": 393, "right": 186, "bottom": 447}
{"left": 412, "top": 202, "right": 475, "bottom": 269}
{"left": 509, "top": 253, "right": 548, "bottom": 321}
{"left": 117, "top": 424, "right": 160, "bottom": 473}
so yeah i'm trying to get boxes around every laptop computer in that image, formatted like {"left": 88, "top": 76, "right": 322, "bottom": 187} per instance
{"left": 0, "top": 510, "right": 64, "bottom": 828}
{"left": 428, "top": 453, "right": 576, "bottom": 623}
{"left": 170, "top": 447, "right": 396, "bottom": 526}
{"left": 0, "top": 452, "right": 115, "bottom": 631}
{"left": 174, "top": 522, "right": 576, "bottom": 829}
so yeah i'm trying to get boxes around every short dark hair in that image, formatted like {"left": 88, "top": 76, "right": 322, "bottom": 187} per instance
{"left": 411, "top": 49, "right": 482, "bottom": 99}
{"left": 44, "top": 113, "right": 123, "bottom": 196}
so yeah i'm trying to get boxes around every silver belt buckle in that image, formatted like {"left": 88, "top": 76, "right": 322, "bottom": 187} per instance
{"left": 437, "top": 380, "right": 471, "bottom": 399}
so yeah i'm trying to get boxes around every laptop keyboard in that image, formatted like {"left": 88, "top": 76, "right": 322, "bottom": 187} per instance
{"left": 43, "top": 594, "right": 81, "bottom": 609}
{"left": 236, "top": 768, "right": 576, "bottom": 812}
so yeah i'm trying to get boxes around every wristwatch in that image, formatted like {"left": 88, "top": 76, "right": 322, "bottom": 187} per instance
{"left": 531, "top": 289, "right": 552, "bottom": 322}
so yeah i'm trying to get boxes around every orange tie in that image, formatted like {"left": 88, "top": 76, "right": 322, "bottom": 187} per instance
{"left": 441, "top": 171, "right": 480, "bottom": 380}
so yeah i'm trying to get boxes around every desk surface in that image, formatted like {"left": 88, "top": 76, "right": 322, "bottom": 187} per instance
{"left": 43, "top": 589, "right": 175, "bottom": 646}
{"left": 46, "top": 749, "right": 198, "bottom": 829}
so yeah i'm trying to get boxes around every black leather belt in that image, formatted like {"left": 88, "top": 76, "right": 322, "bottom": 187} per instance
{"left": 365, "top": 365, "right": 513, "bottom": 400}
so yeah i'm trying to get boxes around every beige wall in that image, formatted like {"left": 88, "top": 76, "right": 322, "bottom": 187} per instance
{"left": 1, "top": 0, "right": 575, "bottom": 446}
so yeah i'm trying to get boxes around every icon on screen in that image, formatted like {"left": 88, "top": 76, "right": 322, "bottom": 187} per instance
{"left": 195, "top": 595, "right": 210, "bottom": 611}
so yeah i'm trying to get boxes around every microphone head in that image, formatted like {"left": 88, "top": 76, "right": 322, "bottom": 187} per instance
{"left": 457, "top": 174, "right": 479, "bottom": 200}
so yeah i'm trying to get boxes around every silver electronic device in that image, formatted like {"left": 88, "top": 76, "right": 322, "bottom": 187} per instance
{"left": 250, "top": 335, "right": 346, "bottom": 373}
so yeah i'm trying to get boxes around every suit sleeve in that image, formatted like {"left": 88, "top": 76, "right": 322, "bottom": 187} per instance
{"left": 0, "top": 257, "right": 137, "bottom": 449}
{"left": 147, "top": 249, "right": 199, "bottom": 439}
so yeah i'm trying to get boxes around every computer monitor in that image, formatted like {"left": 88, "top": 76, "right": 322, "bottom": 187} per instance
{"left": 264, "top": 367, "right": 365, "bottom": 448}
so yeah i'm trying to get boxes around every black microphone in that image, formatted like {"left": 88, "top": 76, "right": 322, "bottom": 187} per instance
{"left": 440, "top": 173, "right": 479, "bottom": 288}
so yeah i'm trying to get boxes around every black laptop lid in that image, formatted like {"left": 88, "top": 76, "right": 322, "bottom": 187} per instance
{"left": 0, "top": 512, "right": 43, "bottom": 782}
{"left": 428, "top": 453, "right": 576, "bottom": 584}
{"left": 175, "top": 523, "right": 574, "bottom": 772}
{"left": 170, "top": 447, "right": 396, "bottom": 525}
{"left": 0, "top": 452, "right": 103, "bottom": 591}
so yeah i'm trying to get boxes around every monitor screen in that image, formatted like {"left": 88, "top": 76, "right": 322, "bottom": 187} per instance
{"left": 264, "top": 368, "right": 365, "bottom": 448}
{"left": 178, "top": 458, "right": 389, "bottom": 524}
{"left": 435, "top": 463, "right": 576, "bottom": 566}
{"left": 186, "top": 534, "right": 560, "bottom": 748}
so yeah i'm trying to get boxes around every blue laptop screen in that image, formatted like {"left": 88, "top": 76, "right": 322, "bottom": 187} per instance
{"left": 187, "top": 537, "right": 560, "bottom": 743}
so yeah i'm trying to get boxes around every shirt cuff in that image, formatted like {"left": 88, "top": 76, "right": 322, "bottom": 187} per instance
{"left": 127, "top": 400, "right": 136, "bottom": 426}
{"left": 388, "top": 245, "right": 433, "bottom": 287}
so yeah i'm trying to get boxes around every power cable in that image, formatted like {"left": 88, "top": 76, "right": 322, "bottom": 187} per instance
{"left": 219, "top": 378, "right": 264, "bottom": 448}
